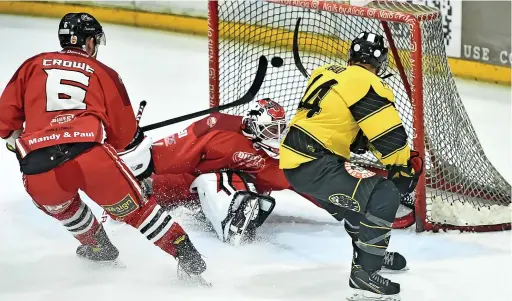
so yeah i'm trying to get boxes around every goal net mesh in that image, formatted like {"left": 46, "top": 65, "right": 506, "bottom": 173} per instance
{"left": 212, "top": 0, "right": 511, "bottom": 230}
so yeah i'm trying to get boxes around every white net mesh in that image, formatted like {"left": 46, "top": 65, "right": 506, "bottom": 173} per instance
{"left": 212, "top": 0, "right": 511, "bottom": 231}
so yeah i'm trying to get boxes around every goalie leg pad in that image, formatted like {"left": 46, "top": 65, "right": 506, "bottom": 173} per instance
{"left": 190, "top": 172, "right": 275, "bottom": 244}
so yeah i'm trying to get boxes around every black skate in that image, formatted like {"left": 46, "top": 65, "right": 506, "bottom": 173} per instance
{"left": 352, "top": 251, "right": 407, "bottom": 273}
{"left": 76, "top": 225, "right": 119, "bottom": 263}
{"left": 173, "top": 234, "right": 210, "bottom": 287}
{"left": 381, "top": 252, "right": 408, "bottom": 272}
{"left": 348, "top": 265, "right": 401, "bottom": 301}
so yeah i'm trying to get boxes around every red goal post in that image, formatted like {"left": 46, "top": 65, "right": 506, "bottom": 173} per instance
{"left": 208, "top": 0, "right": 511, "bottom": 232}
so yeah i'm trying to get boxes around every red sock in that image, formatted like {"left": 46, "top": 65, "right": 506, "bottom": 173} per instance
{"left": 38, "top": 195, "right": 101, "bottom": 245}
{"left": 125, "top": 196, "right": 186, "bottom": 257}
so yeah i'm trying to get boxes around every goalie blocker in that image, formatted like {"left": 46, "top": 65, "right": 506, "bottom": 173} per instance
{"left": 190, "top": 171, "right": 275, "bottom": 245}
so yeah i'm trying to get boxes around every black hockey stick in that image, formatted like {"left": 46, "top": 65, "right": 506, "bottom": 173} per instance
{"left": 136, "top": 100, "right": 147, "bottom": 124}
{"left": 293, "top": 18, "right": 393, "bottom": 80}
{"left": 293, "top": 17, "right": 310, "bottom": 79}
{"left": 141, "top": 55, "right": 268, "bottom": 132}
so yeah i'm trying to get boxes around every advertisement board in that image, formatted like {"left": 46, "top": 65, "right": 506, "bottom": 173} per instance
{"left": 461, "top": 0, "right": 511, "bottom": 67}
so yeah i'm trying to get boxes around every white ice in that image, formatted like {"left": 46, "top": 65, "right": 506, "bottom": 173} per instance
{"left": 0, "top": 15, "right": 510, "bottom": 301}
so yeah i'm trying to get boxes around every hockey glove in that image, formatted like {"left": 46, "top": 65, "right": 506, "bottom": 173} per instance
{"left": 6, "top": 142, "right": 16, "bottom": 153}
{"left": 3, "top": 129, "right": 22, "bottom": 154}
{"left": 119, "top": 128, "right": 154, "bottom": 181}
{"left": 387, "top": 150, "right": 424, "bottom": 194}
{"left": 350, "top": 130, "right": 369, "bottom": 155}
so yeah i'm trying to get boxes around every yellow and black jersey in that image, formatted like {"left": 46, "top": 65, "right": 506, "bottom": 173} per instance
{"left": 279, "top": 64, "right": 411, "bottom": 169}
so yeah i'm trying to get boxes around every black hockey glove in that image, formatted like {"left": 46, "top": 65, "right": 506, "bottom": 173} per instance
{"left": 350, "top": 130, "right": 369, "bottom": 155}
{"left": 387, "top": 150, "right": 424, "bottom": 194}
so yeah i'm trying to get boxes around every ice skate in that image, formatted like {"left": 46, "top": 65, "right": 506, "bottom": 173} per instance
{"left": 347, "top": 265, "right": 400, "bottom": 301}
{"left": 173, "top": 234, "right": 210, "bottom": 287}
{"left": 381, "top": 252, "right": 408, "bottom": 273}
{"left": 352, "top": 249, "right": 407, "bottom": 273}
{"left": 76, "top": 225, "right": 120, "bottom": 265}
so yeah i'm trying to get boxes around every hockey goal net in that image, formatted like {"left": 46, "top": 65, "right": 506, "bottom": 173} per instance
{"left": 208, "top": 0, "right": 511, "bottom": 232}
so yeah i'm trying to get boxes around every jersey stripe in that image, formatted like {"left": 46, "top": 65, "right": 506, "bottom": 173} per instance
{"left": 349, "top": 87, "right": 393, "bottom": 123}
{"left": 370, "top": 125, "right": 408, "bottom": 158}
{"left": 281, "top": 144, "right": 316, "bottom": 159}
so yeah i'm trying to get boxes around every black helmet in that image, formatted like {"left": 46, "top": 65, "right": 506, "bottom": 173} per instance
{"left": 58, "top": 13, "right": 106, "bottom": 50}
{"left": 348, "top": 32, "right": 388, "bottom": 73}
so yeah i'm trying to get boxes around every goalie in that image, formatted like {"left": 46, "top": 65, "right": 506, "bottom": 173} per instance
{"left": 120, "top": 98, "right": 408, "bottom": 273}
{"left": 122, "top": 98, "right": 288, "bottom": 245}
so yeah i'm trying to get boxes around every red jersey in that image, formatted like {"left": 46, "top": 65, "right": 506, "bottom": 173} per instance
{"left": 152, "top": 112, "right": 291, "bottom": 193}
{"left": 0, "top": 48, "right": 137, "bottom": 157}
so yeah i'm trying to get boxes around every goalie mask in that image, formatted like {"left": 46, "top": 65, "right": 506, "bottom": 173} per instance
{"left": 242, "top": 98, "right": 287, "bottom": 159}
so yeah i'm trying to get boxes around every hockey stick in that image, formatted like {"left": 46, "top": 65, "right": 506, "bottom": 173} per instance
{"left": 293, "top": 17, "right": 310, "bottom": 79}
{"left": 140, "top": 56, "right": 268, "bottom": 132}
{"left": 293, "top": 18, "right": 393, "bottom": 80}
{"left": 136, "top": 100, "right": 147, "bottom": 124}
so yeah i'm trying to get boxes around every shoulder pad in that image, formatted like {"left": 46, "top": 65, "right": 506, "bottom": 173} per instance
{"left": 334, "top": 66, "right": 395, "bottom": 107}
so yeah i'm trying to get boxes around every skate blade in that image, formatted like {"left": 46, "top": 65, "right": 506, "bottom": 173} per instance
{"left": 77, "top": 255, "right": 126, "bottom": 268}
{"left": 380, "top": 266, "right": 409, "bottom": 274}
{"left": 177, "top": 267, "right": 212, "bottom": 287}
{"left": 347, "top": 289, "right": 400, "bottom": 301}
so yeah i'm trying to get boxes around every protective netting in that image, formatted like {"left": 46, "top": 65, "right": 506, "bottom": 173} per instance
{"left": 212, "top": 0, "right": 511, "bottom": 230}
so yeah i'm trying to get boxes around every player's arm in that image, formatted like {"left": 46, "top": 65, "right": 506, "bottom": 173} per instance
{"left": 191, "top": 112, "right": 243, "bottom": 137}
{"left": 0, "top": 63, "right": 28, "bottom": 150}
{"left": 346, "top": 80, "right": 410, "bottom": 166}
{"left": 345, "top": 79, "right": 421, "bottom": 193}
{"left": 97, "top": 65, "right": 138, "bottom": 150}
{"left": 96, "top": 65, "right": 154, "bottom": 180}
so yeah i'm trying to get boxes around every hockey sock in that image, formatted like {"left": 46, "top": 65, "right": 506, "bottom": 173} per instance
{"left": 38, "top": 195, "right": 101, "bottom": 246}
{"left": 357, "top": 180, "right": 399, "bottom": 272}
{"left": 125, "top": 196, "right": 186, "bottom": 257}
{"left": 344, "top": 215, "right": 360, "bottom": 263}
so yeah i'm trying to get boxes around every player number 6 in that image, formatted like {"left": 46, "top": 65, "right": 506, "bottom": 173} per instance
{"left": 45, "top": 69, "right": 90, "bottom": 111}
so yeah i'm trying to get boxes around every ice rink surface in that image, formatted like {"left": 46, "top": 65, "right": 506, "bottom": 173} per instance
{"left": 0, "top": 15, "right": 510, "bottom": 301}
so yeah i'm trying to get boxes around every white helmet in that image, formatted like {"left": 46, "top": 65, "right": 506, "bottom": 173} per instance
{"left": 242, "top": 98, "right": 287, "bottom": 159}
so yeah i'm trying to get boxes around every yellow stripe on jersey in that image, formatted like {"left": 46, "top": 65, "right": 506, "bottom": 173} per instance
{"left": 357, "top": 106, "right": 403, "bottom": 141}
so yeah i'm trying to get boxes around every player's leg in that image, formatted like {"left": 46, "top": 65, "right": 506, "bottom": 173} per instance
{"left": 23, "top": 159, "right": 118, "bottom": 261}
{"left": 284, "top": 155, "right": 401, "bottom": 299}
{"left": 341, "top": 210, "right": 407, "bottom": 272}
{"left": 151, "top": 173, "right": 199, "bottom": 208}
{"left": 305, "top": 198, "right": 406, "bottom": 272}
{"left": 79, "top": 144, "right": 206, "bottom": 276}
{"left": 190, "top": 171, "right": 275, "bottom": 245}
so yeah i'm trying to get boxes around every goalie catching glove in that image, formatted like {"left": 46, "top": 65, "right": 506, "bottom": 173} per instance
{"left": 387, "top": 150, "right": 424, "bottom": 194}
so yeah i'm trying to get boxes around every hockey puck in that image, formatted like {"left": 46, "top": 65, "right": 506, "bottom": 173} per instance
{"left": 271, "top": 56, "right": 284, "bottom": 67}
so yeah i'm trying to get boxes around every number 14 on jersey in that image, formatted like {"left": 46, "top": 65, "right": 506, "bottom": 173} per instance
{"left": 297, "top": 73, "right": 339, "bottom": 118}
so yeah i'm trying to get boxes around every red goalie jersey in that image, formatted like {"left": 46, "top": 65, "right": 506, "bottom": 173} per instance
{"left": 151, "top": 117, "right": 290, "bottom": 205}
{"left": 150, "top": 99, "right": 302, "bottom": 206}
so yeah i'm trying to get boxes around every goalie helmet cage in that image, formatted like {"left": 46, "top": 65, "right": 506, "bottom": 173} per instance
{"left": 207, "top": 0, "right": 511, "bottom": 232}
